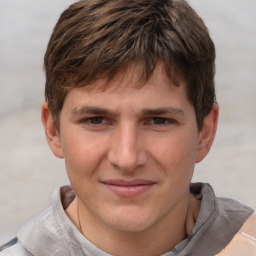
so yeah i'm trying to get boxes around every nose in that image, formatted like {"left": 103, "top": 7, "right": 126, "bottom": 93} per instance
{"left": 107, "top": 123, "right": 148, "bottom": 172}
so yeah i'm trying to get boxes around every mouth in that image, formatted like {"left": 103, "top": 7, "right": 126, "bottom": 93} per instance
{"left": 101, "top": 179, "right": 156, "bottom": 197}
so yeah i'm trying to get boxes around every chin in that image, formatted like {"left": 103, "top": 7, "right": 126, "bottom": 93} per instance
{"left": 106, "top": 207, "right": 156, "bottom": 233}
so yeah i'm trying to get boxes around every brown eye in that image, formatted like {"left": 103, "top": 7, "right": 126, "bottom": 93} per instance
{"left": 152, "top": 117, "right": 168, "bottom": 125}
{"left": 148, "top": 117, "right": 176, "bottom": 125}
{"left": 82, "top": 116, "right": 109, "bottom": 126}
{"left": 89, "top": 117, "right": 105, "bottom": 124}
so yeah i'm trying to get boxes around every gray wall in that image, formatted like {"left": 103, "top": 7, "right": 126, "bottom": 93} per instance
{"left": 0, "top": 0, "right": 256, "bottom": 244}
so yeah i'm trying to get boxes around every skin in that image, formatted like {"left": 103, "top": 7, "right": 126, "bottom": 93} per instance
{"left": 42, "top": 63, "right": 218, "bottom": 256}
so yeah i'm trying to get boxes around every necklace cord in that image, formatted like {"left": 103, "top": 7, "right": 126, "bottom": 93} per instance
{"left": 77, "top": 201, "right": 83, "bottom": 234}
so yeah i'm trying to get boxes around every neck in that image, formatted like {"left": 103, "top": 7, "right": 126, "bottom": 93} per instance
{"left": 66, "top": 193, "right": 200, "bottom": 256}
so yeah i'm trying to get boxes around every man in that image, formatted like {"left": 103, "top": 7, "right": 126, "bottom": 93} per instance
{"left": 0, "top": 0, "right": 255, "bottom": 255}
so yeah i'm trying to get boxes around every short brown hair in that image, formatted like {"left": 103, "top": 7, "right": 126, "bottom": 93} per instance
{"left": 44, "top": 0, "right": 216, "bottom": 130}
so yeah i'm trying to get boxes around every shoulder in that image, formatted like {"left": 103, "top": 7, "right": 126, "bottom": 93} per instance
{"left": 185, "top": 183, "right": 254, "bottom": 255}
{"left": 210, "top": 192, "right": 254, "bottom": 244}
{"left": 1, "top": 186, "right": 71, "bottom": 256}
{"left": 215, "top": 196, "right": 254, "bottom": 228}
{"left": 16, "top": 205, "right": 62, "bottom": 254}
{"left": 14, "top": 187, "right": 72, "bottom": 255}
{"left": 217, "top": 211, "right": 256, "bottom": 255}
{"left": 0, "top": 238, "right": 31, "bottom": 256}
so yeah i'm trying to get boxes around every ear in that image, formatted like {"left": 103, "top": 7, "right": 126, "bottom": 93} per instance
{"left": 195, "top": 103, "right": 219, "bottom": 163}
{"left": 41, "top": 102, "right": 64, "bottom": 158}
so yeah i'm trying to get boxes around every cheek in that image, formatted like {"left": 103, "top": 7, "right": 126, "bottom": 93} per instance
{"left": 150, "top": 132, "right": 198, "bottom": 175}
{"left": 61, "top": 132, "right": 108, "bottom": 179}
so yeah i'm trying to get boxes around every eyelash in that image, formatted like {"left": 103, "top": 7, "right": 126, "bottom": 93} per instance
{"left": 82, "top": 116, "right": 110, "bottom": 126}
{"left": 81, "top": 116, "right": 176, "bottom": 127}
{"left": 146, "top": 117, "right": 176, "bottom": 126}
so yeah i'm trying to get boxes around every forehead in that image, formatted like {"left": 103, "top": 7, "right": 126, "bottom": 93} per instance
{"left": 76, "top": 62, "right": 183, "bottom": 94}
{"left": 61, "top": 63, "right": 191, "bottom": 116}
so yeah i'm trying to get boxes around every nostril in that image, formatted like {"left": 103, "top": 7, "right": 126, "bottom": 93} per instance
{"left": 107, "top": 147, "right": 148, "bottom": 172}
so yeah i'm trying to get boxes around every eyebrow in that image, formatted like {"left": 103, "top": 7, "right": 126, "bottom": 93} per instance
{"left": 71, "top": 106, "right": 185, "bottom": 117}
{"left": 141, "top": 107, "right": 185, "bottom": 116}
{"left": 71, "top": 106, "right": 115, "bottom": 116}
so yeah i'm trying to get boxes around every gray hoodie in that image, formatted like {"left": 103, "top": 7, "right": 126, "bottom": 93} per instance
{"left": 0, "top": 183, "right": 253, "bottom": 256}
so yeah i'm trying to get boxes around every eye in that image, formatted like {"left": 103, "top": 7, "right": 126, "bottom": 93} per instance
{"left": 88, "top": 117, "right": 105, "bottom": 124}
{"left": 82, "top": 116, "right": 110, "bottom": 126}
{"left": 148, "top": 117, "right": 175, "bottom": 125}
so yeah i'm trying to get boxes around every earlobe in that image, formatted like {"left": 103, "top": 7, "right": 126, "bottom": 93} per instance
{"left": 195, "top": 103, "right": 219, "bottom": 163}
{"left": 41, "top": 102, "right": 64, "bottom": 159}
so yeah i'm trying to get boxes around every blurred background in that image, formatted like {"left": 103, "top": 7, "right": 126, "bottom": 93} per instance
{"left": 0, "top": 0, "right": 255, "bottom": 244}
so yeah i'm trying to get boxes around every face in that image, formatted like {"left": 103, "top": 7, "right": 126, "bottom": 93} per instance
{"left": 46, "top": 63, "right": 209, "bottom": 235}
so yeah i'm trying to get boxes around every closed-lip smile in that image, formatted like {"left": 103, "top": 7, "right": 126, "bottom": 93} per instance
{"left": 101, "top": 179, "right": 156, "bottom": 197}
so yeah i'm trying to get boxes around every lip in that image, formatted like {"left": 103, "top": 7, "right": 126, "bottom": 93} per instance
{"left": 101, "top": 179, "right": 156, "bottom": 197}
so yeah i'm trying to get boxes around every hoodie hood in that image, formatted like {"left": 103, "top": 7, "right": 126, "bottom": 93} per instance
{"left": 16, "top": 184, "right": 253, "bottom": 256}
{"left": 17, "top": 186, "right": 111, "bottom": 256}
